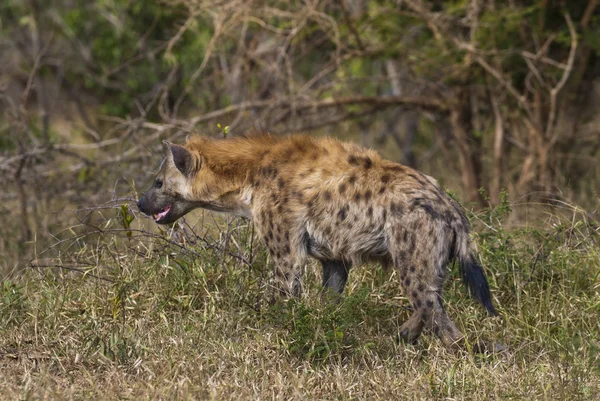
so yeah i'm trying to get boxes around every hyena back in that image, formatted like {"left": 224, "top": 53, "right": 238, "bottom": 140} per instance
{"left": 137, "top": 134, "right": 497, "bottom": 347}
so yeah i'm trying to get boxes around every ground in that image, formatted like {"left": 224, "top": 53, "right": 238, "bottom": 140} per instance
{"left": 0, "top": 202, "right": 599, "bottom": 400}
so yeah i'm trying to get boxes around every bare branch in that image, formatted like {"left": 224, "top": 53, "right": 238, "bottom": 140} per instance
{"left": 547, "top": 11, "right": 578, "bottom": 144}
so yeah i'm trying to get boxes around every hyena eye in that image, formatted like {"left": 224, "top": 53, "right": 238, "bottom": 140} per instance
{"left": 154, "top": 179, "right": 163, "bottom": 189}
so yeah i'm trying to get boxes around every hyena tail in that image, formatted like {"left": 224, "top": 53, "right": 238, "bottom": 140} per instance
{"left": 454, "top": 231, "right": 498, "bottom": 316}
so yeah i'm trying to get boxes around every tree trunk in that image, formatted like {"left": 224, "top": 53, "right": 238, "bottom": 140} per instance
{"left": 449, "top": 89, "right": 485, "bottom": 206}
{"left": 489, "top": 93, "right": 505, "bottom": 205}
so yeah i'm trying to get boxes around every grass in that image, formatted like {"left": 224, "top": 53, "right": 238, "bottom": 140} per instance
{"left": 1, "top": 201, "right": 599, "bottom": 400}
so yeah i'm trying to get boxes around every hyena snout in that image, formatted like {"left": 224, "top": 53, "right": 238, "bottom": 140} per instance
{"left": 136, "top": 193, "right": 156, "bottom": 215}
{"left": 137, "top": 190, "right": 176, "bottom": 224}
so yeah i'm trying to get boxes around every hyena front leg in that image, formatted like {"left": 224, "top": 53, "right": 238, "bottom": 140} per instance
{"left": 270, "top": 252, "right": 305, "bottom": 298}
{"left": 254, "top": 207, "right": 302, "bottom": 298}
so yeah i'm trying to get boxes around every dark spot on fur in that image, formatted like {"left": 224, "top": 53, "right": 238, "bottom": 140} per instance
{"left": 381, "top": 174, "right": 391, "bottom": 184}
{"left": 348, "top": 155, "right": 359, "bottom": 166}
{"left": 390, "top": 202, "right": 404, "bottom": 215}
{"left": 416, "top": 299, "right": 422, "bottom": 308}
{"left": 405, "top": 277, "right": 411, "bottom": 286}
{"left": 339, "top": 183, "right": 347, "bottom": 194}
{"left": 354, "top": 192, "right": 361, "bottom": 202}
{"left": 260, "top": 165, "right": 279, "bottom": 179}
{"left": 426, "top": 300, "right": 434, "bottom": 307}
{"left": 422, "top": 203, "right": 443, "bottom": 221}
{"left": 378, "top": 186, "right": 386, "bottom": 195}
{"left": 284, "top": 245, "right": 290, "bottom": 254}
{"left": 410, "top": 265, "right": 416, "bottom": 273}
{"left": 277, "top": 178, "right": 285, "bottom": 189}
{"left": 363, "top": 157, "right": 373, "bottom": 169}
{"left": 408, "top": 173, "right": 427, "bottom": 186}
{"left": 283, "top": 148, "right": 294, "bottom": 159}
{"left": 367, "top": 206, "right": 373, "bottom": 217}
{"left": 418, "top": 283, "right": 425, "bottom": 292}
{"left": 364, "top": 190, "right": 372, "bottom": 201}
{"left": 338, "top": 207, "right": 347, "bottom": 222}
{"left": 348, "top": 175, "right": 357, "bottom": 185}
{"left": 412, "top": 291, "right": 419, "bottom": 299}
{"left": 323, "top": 190, "right": 331, "bottom": 201}
{"left": 384, "top": 165, "right": 405, "bottom": 173}
{"left": 432, "top": 188, "right": 446, "bottom": 203}
{"left": 382, "top": 209, "right": 387, "bottom": 221}
{"left": 443, "top": 210, "right": 455, "bottom": 224}
{"left": 407, "top": 239, "right": 416, "bottom": 254}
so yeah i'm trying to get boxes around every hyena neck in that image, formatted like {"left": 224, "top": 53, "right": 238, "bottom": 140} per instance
{"left": 188, "top": 135, "right": 277, "bottom": 218}
{"left": 202, "top": 136, "right": 275, "bottom": 185}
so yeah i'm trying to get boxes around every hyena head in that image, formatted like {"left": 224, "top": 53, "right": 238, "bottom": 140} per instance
{"left": 137, "top": 141, "right": 202, "bottom": 225}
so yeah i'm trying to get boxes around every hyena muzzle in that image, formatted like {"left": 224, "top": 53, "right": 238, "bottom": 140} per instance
{"left": 137, "top": 135, "right": 498, "bottom": 348}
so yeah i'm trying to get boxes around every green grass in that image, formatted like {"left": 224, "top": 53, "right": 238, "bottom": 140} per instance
{"left": 1, "top": 204, "right": 599, "bottom": 400}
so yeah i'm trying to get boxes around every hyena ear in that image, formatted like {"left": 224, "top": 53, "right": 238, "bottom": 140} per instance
{"left": 165, "top": 142, "right": 201, "bottom": 177}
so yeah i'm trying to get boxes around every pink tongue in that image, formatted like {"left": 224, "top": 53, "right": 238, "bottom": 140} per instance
{"left": 155, "top": 205, "right": 171, "bottom": 221}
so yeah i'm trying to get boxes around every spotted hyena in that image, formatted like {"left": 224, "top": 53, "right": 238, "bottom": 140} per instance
{"left": 137, "top": 134, "right": 497, "bottom": 347}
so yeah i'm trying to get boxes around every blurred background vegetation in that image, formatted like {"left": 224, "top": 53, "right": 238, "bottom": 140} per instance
{"left": 1, "top": 0, "right": 599, "bottom": 273}
{"left": 1, "top": 2, "right": 600, "bottom": 398}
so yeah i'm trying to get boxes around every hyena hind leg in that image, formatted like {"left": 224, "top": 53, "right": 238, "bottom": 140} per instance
{"left": 392, "top": 234, "right": 464, "bottom": 347}
{"left": 421, "top": 293, "right": 464, "bottom": 347}
{"left": 399, "top": 285, "right": 463, "bottom": 347}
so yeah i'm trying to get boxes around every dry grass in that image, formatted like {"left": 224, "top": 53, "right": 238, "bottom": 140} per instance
{"left": 1, "top": 201, "right": 599, "bottom": 400}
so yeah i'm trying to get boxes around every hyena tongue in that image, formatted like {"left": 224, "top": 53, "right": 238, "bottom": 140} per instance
{"left": 154, "top": 204, "right": 172, "bottom": 221}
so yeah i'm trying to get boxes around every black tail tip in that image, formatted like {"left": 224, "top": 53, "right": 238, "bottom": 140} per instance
{"left": 460, "top": 256, "right": 498, "bottom": 316}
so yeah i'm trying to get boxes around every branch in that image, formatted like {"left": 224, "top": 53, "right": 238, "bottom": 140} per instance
{"left": 104, "top": 94, "right": 448, "bottom": 137}
{"left": 339, "top": 0, "right": 365, "bottom": 50}
{"left": 547, "top": 11, "right": 578, "bottom": 144}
